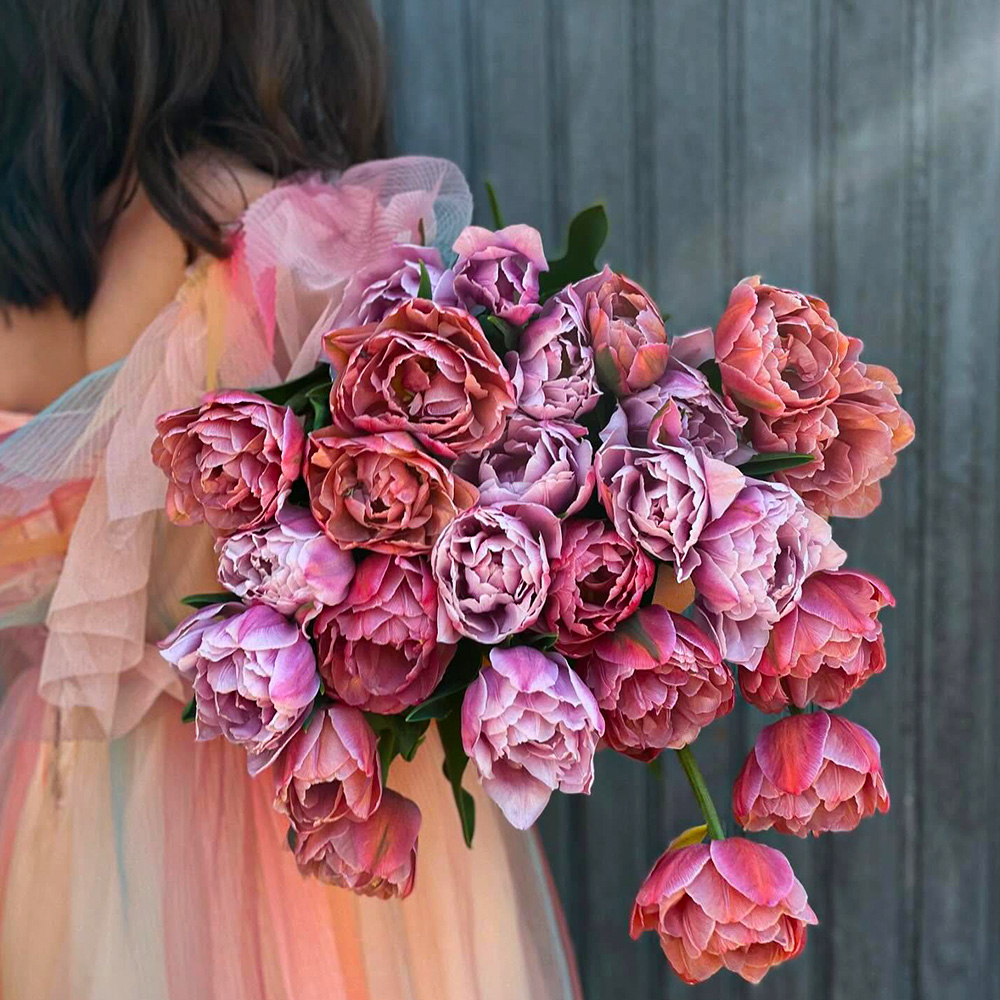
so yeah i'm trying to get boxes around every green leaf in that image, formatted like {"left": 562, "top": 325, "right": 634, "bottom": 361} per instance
{"left": 367, "top": 713, "right": 431, "bottom": 782}
{"left": 482, "top": 314, "right": 520, "bottom": 356}
{"left": 437, "top": 711, "right": 476, "bottom": 848}
{"left": 539, "top": 204, "right": 609, "bottom": 299}
{"left": 698, "top": 359, "right": 723, "bottom": 394}
{"left": 738, "top": 452, "right": 817, "bottom": 477}
{"left": 527, "top": 632, "right": 559, "bottom": 652}
{"left": 303, "top": 382, "right": 333, "bottom": 432}
{"left": 484, "top": 180, "right": 505, "bottom": 230}
{"left": 286, "top": 826, "right": 298, "bottom": 851}
{"left": 180, "top": 592, "right": 235, "bottom": 609}
{"left": 252, "top": 364, "right": 331, "bottom": 406}
{"left": 417, "top": 259, "right": 433, "bottom": 299}
{"left": 181, "top": 697, "right": 196, "bottom": 724}
{"left": 405, "top": 639, "right": 487, "bottom": 723}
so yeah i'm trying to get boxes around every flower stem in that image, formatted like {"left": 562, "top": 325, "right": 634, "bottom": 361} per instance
{"left": 787, "top": 704, "right": 805, "bottom": 715}
{"left": 674, "top": 745, "right": 725, "bottom": 841}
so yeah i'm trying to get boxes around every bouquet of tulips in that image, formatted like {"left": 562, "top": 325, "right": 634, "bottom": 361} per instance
{"left": 152, "top": 185, "right": 913, "bottom": 985}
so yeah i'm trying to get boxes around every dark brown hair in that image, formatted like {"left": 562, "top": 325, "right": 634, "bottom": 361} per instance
{"left": 0, "top": 0, "right": 386, "bottom": 315}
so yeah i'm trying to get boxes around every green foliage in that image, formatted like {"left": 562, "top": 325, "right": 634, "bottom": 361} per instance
{"left": 438, "top": 711, "right": 476, "bottom": 848}
{"left": 417, "top": 259, "right": 433, "bottom": 299}
{"left": 404, "top": 639, "right": 487, "bottom": 723}
{"left": 179, "top": 592, "right": 235, "bottom": 609}
{"left": 539, "top": 204, "right": 609, "bottom": 299}
{"left": 482, "top": 314, "right": 521, "bottom": 356}
{"left": 738, "top": 452, "right": 817, "bottom": 477}
{"left": 253, "top": 364, "right": 331, "bottom": 406}
{"left": 484, "top": 180, "right": 505, "bottom": 230}
{"left": 181, "top": 698, "right": 196, "bottom": 724}
{"left": 698, "top": 359, "right": 723, "bottom": 394}
{"left": 367, "top": 713, "right": 431, "bottom": 784}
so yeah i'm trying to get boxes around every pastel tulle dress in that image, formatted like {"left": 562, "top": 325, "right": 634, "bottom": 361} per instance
{"left": 0, "top": 157, "right": 582, "bottom": 1000}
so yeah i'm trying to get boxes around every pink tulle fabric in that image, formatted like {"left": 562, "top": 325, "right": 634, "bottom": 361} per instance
{"left": 0, "top": 157, "right": 581, "bottom": 1000}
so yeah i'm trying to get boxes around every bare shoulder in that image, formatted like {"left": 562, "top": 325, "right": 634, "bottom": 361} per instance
{"left": 84, "top": 157, "right": 276, "bottom": 374}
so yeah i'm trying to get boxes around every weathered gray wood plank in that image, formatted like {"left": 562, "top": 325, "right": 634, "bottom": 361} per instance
{"left": 918, "top": 1, "right": 1000, "bottom": 997}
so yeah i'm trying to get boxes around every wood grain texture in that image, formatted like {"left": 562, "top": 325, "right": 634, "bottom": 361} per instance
{"left": 377, "top": 1, "right": 1000, "bottom": 996}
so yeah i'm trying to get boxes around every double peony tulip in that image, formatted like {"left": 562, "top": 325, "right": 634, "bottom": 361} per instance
{"left": 750, "top": 336, "right": 914, "bottom": 518}
{"left": 340, "top": 243, "right": 446, "bottom": 325}
{"left": 441, "top": 224, "right": 547, "bottom": 326}
{"left": 314, "top": 553, "right": 454, "bottom": 715}
{"left": 216, "top": 505, "right": 355, "bottom": 617}
{"left": 327, "top": 298, "right": 516, "bottom": 459}
{"left": 733, "top": 711, "right": 890, "bottom": 837}
{"left": 304, "top": 427, "right": 477, "bottom": 555}
{"left": 631, "top": 837, "right": 817, "bottom": 984}
{"left": 714, "top": 276, "right": 849, "bottom": 415}
{"left": 454, "top": 413, "right": 594, "bottom": 517}
{"left": 152, "top": 391, "right": 304, "bottom": 535}
{"left": 432, "top": 501, "right": 562, "bottom": 645}
{"left": 158, "top": 602, "right": 320, "bottom": 774}
{"left": 508, "top": 273, "right": 603, "bottom": 420}
{"left": 538, "top": 518, "right": 654, "bottom": 657}
{"left": 273, "top": 704, "right": 382, "bottom": 832}
{"left": 595, "top": 406, "right": 746, "bottom": 572}
{"left": 739, "top": 568, "right": 894, "bottom": 712}
{"left": 588, "top": 267, "right": 671, "bottom": 396}
{"left": 294, "top": 789, "right": 421, "bottom": 899}
{"left": 461, "top": 646, "right": 603, "bottom": 829}
{"left": 581, "top": 606, "right": 733, "bottom": 760}
{"left": 618, "top": 352, "right": 746, "bottom": 460}
{"left": 691, "top": 482, "right": 845, "bottom": 666}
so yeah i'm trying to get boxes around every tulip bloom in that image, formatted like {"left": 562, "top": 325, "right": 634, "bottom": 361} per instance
{"left": 461, "top": 646, "right": 603, "bottom": 829}
{"left": 294, "top": 789, "right": 421, "bottom": 899}
{"left": 733, "top": 711, "right": 889, "bottom": 837}
{"left": 631, "top": 838, "right": 817, "bottom": 984}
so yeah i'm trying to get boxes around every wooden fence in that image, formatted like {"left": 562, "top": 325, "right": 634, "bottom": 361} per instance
{"left": 374, "top": 2, "right": 1000, "bottom": 996}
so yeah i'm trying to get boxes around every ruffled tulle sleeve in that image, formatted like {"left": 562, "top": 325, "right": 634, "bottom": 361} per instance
{"left": 14, "top": 156, "right": 472, "bottom": 738}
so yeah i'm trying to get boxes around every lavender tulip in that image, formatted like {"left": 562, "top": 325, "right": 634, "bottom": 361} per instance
{"left": 454, "top": 414, "right": 594, "bottom": 516}
{"left": 461, "top": 646, "right": 604, "bottom": 829}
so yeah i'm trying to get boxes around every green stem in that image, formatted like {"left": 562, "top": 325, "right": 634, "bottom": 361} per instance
{"left": 787, "top": 704, "right": 806, "bottom": 716}
{"left": 674, "top": 745, "right": 725, "bottom": 841}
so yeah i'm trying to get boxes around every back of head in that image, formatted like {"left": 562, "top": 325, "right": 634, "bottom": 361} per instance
{"left": 0, "top": 0, "right": 386, "bottom": 316}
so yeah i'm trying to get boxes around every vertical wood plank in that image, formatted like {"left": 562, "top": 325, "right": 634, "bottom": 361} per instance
{"left": 820, "top": 1, "right": 917, "bottom": 998}
{"left": 918, "top": 1, "right": 1000, "bottom": 997}
{"left": 379, "top": 0, "right": 471, "bottom": 167}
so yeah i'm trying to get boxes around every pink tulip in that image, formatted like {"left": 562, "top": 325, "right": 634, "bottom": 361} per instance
{"left": 539, "top": 518, "right": 654, "bottom": 657}
{"left": 158, "top": 603, "right": 319, "bottom": 774}
{"left": 619, "top": 353, "right": 747, "bottom": 461}
{"left": 216, "top": 505, "right": 355, "bottom": 617}
{"left": 294, "top": 789, "right": 421, "bottom": 899}
{"left": 443, "top": 224, "right": 547, "bottom": 326}
{"left": 739, "top": 569, "right": 894, "bottom": 712}
{"left": 733, "top": 711, "right": 889, "bottom": 837}
{"left": 750, "top": 338, "right": 914, "bottom": 517}
{"left": 340, "top": 243, "right": 446, "bottom": 325}
{"left": 152, "top": 391, "right": 304, "bottom": 536}
{"left": 304, "top": 427, "right": 478, "bottom": 555}
{"left": 714, "top": 276, "right": 850, "bottom": 415}
{"left": 581, "top": 606, "right": 733, "bottom": 760}
{"left": 327, "top": 298, "right": 516, "bottom": 459}
{"left": 509, "top": 273, "right": 602, "bottom": 420}
{"left": 432, "top": 502, "right": 562, "bottom": 645}
{"left": 314, "top": 553, "right": 454, "bottom": 714}
{"left": 691, "top": 483, "right": 846, "bottom": 667}
{"left": 595, "top": 406, "right": 747, "bottom": 572}
{"left": 630, "top": 838, "right": 817, "bottom": 984}
{"left": 273, "top": 704, "right": 382, "bottom": 833}
{"left": 461, "top": 646, "right": 603, "bottom": 829}
{"left": 588, "top": 268, "right": 671, "bottom": 396}
{"left": 454, "top": 414, "right": 594, "bottom": 516}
